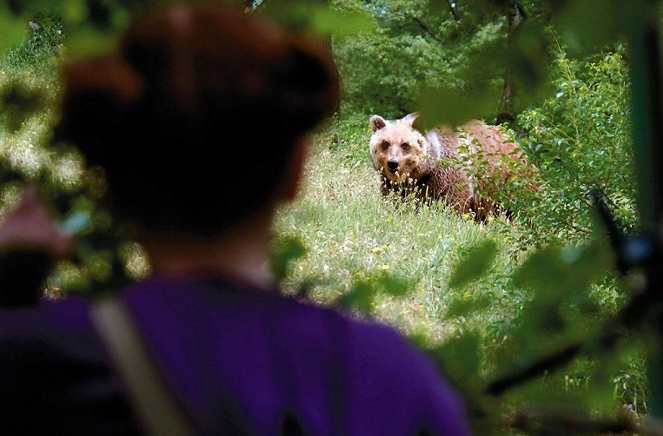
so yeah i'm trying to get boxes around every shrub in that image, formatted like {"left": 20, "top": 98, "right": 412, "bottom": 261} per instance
{"left": 516, "top": 43, "right": 635, "bottom": 244}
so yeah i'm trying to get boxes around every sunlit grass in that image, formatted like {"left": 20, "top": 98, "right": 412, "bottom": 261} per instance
{"left": 0, "top": 56, "right": 72, "bottom": 185}
{"left": 274, "top": 122, "right": 528, "bottom": 345}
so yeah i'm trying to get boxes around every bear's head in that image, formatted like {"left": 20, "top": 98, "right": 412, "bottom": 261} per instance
{"left": 369, "top": 113, "right": 427, "bottom": 183}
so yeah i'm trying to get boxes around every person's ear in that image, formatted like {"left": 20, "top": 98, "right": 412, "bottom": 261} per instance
{"left": 279, "top": 136, "right": 308, "bottom": 202}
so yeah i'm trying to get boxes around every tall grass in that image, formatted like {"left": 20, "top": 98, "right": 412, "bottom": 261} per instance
{"left": 274, "top": 116, "right": 528, "bottom": 346}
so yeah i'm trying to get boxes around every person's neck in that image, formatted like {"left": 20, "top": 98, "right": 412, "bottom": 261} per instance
{"left": 140, "top": 214, "right": 275, "bottom": 290}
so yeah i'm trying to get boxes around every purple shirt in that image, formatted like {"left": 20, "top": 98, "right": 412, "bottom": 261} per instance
{"left": 0, "top": 276, "right": 471, "bottom": 436}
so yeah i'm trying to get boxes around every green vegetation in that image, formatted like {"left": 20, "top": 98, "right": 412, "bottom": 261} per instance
{"left": 0, "top": 0, "right": 659, "bottom": 434}
{"left": 275, "top": 91, "right": 641, "bottom": 428}
{"left": 272, "top": 0, "right": 650, "bottom": 432}
{"left": 0, "top": 15, "right": 147, "bottom": 295}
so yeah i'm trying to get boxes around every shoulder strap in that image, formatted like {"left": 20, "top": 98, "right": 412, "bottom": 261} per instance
{"left": 90, "top": 298, "right": 198, "bottom": 436}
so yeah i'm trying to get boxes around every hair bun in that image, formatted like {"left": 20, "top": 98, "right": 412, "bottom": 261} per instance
{"left": 56, "top": 4, "right": 340, "bottom": 236}
{"left": 58, "top": 56, "right": 143, "bottom": 165}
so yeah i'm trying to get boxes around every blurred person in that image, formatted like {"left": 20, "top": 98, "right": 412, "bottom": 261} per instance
{"left": 0, "top": 3, "right": 471, "bottom": 436}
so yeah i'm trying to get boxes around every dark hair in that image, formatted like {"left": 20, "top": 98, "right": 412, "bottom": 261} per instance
{"left": 58, "top": 4, "right": 338, "bottom": 236}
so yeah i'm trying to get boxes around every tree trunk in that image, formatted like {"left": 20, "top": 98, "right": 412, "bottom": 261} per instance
{"left": 496, "top": 3, "right": 525, "bottom": 125}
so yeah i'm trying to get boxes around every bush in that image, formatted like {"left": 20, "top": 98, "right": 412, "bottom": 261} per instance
{"left": 2, "top": 13, "right": 65, "bottom": 69}
{"left": 516, "top": 43, "right": 635, "bottom": 244}
{"left": 331, "top": 0, "right": 506, "bottom": 116}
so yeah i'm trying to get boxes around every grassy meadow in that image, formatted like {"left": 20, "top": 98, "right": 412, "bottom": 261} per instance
{"left": 275, "top": 115, "right": 526, "bottom": 345}
{"left": 273, "top": 112, "right": 647, "bottom": 420}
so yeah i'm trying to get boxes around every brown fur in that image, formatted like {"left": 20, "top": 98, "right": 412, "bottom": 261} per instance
{"left": 369, "top": 113, "right": 535, "bottom": 219}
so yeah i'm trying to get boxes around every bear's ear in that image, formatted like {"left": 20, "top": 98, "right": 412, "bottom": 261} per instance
{"left": 370, "top": 115, "right": 387, "bottom": 132}
{"left": 402, "top": 112, "right": 419, "bottom": 127}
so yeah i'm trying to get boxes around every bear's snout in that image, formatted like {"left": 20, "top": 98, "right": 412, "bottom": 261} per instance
{"left": 387, "top": 160, "right": 399, "bottom": 172}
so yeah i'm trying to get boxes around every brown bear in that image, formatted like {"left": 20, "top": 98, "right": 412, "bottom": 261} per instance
{"left": 369, "top": 113, "right": 535, "bottom": 219}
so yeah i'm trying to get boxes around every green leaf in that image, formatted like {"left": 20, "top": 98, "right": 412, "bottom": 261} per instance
{"left": 340, "top": 279, "right": 376, "bottom": 313}
{"left": 262, "top": 2, "right": 374, "bottom": 36}
{"left": 306, "top": 5, "right": 374, "bottom": 35}
{"left": 446, "top": 293, "right": 492, "bottom": 318}
{"left": 0, "top": 81, "right": 45, "bottom": 133}
{"left": 0, "top": 6, "right": 28, "bottom": 55}
{"left": 64, "top": 25, "right": 119, "bottom": 58}
{"left": 506, "top": 22, "right": 554, "bottom": 109}
{"left": 513, "top": 237, "right": 610, "bottom": 303}
{"left": 429, "top": 333, "right": 484, "bottom": 395}
{"left": 376, "top": 272, "right": 412, "bottom": 297}
{"left": 61, "top": 0, "right": 89, "bottom": 25}
{"left": 270, "top": 236, "right": 307, "bottom": 281}
{"left": 417, "top": 85, "right": 499, "bottom": 129}
{"left": 448, "top": 240, "right": 499, "bottom": 290}
{"left": 555, "top": 0, "right": 627, "bottom": 55}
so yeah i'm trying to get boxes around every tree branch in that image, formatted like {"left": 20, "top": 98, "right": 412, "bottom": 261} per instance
{"left": 512, "top": 405, "right": 663, "bottom": 436}
{"left": 486, "top": 343, "right": 583, "bottom": 396}
{"left": 496, "top": 2, "right": 527, "bottom": 125}
{"left": 411, "top": 16, "right": 444, "bottom": 44}
{"left": 445, "top": 0, "right": 459, "bottom": 21}
{"left": 487, "top": 285, "right": 660, "bottom": 396}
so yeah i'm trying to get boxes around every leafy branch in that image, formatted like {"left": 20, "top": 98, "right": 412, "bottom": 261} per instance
{"left": 410, "top": 15, "right": 444, "bottom": 43}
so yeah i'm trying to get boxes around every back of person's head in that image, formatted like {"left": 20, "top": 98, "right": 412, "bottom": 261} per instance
{"left": 58, "top": 3, "right": 338, "bottom": 236}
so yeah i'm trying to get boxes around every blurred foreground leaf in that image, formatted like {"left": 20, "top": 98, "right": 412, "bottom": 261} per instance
{"left": 555, "top": 0, "right": 628, "bottom": 56}
{"left": 61, "top": 0, "right": 88, "bottom": 25}
{"left": 506, "top": 21, "right": 553, "bottom": 108}
{"left": 492, "top": 234, "right": 614, "bottom": 375}
{"left": 430, "top": 333, "right": 484, "bottom": 397}
{"left": 446, "top": 293, "right": 493, "bottom": 318}
{"left": 418, "top": 85, "right": 498, "bottom": 129}
{"left": 378, "top": 272, "right": 411, "bottom": 297}
{"left": 0, "top": 80, "right": 45, "bottom": 132}
{"left": 338, "top": 271, "right": 413, "bottom": 313}
{"left": 513, "top": 238, "right": 611, "bottom": 301}
{"left": 0, "top": 5, "right": 28, "bottom": 55}
{"left": 63, "top": 25, "right": 119, "bottom": 58}
{"left": 261, "top": 1, "right": 374, "bottom": 36}
{"left": 339, "top": 279, "right": 376, "bottom": 313}
{"left": 271, "top": 235, "right": 307, "bottom": 282}
{"left": 448, "top": 240, "right": 499, "bottom": 290}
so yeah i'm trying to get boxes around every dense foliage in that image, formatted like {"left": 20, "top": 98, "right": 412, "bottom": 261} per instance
{"left": 517, "top": 45, "right": 636, "bottom": 242}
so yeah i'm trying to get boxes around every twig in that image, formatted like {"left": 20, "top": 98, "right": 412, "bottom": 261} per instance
{"left": 444, "top": 0, "right": 459, "bottom": 21}
{"left": 512, "top": 405, "right": 663, "bottom": 436}
{"left": 496, "top": 2, "right": 526, "bottom": 124}
{"left": 487, "top": 284, "right": 660, "bottom": 396}
{"left": 411, "top": 16, "right": 444, "bottom": 44}
{"left": 487, "top": 343, "right": 582, "bottom": 396}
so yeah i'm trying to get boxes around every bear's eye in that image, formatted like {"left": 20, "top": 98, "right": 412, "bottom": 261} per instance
{"left": 402, "top": 142, "right": 411, "bottom": 151}
{"left": 381, "top": 141, "right": 390, "bottom": 151}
